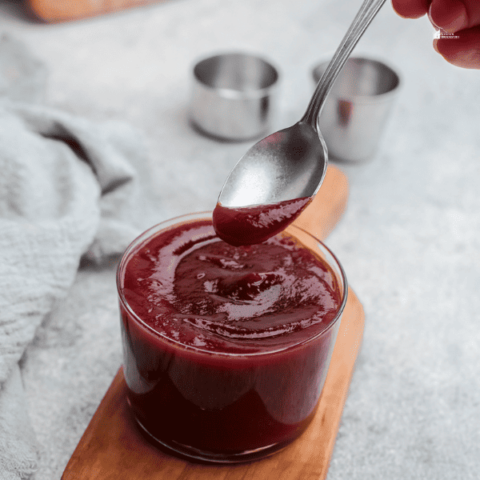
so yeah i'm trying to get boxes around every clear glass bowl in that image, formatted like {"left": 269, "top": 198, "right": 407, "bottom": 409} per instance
{"left": 116, "top": 212, "right": 347, "bottom": 463}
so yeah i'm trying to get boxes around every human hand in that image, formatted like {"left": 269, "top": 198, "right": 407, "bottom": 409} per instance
{"left": 392, "top": 0, "right": 480, "bottom": 69}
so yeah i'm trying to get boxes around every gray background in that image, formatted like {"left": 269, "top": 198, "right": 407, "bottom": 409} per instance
{"left": 1, "top": 0, "right": 479, "bottom": 478}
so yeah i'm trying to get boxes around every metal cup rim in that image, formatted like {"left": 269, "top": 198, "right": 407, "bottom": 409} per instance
{"left": 192, "top": 51, "right": 280, "bottom": 99}
{"left": 311, "top": 54, "right": 401, "bottom": 102}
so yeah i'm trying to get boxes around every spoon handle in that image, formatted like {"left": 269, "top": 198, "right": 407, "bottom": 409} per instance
{"left": 301, "top": 0, "right": 387, "bottom": 129}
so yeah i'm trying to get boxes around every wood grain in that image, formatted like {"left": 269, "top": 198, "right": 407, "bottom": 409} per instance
{"left": 62, "top": 164, "right": 363, "bottom": 480}
{"left": 28, "top": 0, "right": 165, "bottom": 22}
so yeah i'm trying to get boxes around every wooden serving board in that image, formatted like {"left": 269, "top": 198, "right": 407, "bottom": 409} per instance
{"left": 27, "top": 0, "right": 165, "bottom": 23}
{"left": 62, "top": 165, "right": 364, "bottom": 480}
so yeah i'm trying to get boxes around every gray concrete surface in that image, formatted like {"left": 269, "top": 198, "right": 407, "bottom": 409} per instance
{"left": 1, "top": 0, "right": 479, "bottom": 478}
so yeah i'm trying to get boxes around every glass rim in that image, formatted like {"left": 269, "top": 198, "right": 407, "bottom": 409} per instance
{"left": 116, "top": 211, "right": 348, "bottom": 358}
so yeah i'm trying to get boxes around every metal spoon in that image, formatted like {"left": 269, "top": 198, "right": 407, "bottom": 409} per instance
{"left": 217, "top": 0, "right": 387, "bottom": 209}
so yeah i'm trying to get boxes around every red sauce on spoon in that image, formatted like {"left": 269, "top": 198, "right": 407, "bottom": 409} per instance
{"left": 212, "top": 197, "right": 312, "bottom": 246}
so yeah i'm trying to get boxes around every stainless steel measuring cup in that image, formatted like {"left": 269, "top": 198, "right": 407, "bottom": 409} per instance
{"left": 190, "top": 52, "right": 279, "bottom": 141}
{"left": 312, "top": 56, "right": 400, "bottom": 162}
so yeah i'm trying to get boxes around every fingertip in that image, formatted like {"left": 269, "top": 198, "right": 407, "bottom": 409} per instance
{"left": 429, "top": 0, "right": 468, "bottom": 33}
{"left": 433, "top": 26, "right": 480, "bottom": 69}
{"left": 392, "top": 0, "right": 430, "bottom": 19}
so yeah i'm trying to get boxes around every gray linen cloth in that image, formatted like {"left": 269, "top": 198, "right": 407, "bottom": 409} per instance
{"left": 0, "top": 99, "right": 148, "bottom": 479}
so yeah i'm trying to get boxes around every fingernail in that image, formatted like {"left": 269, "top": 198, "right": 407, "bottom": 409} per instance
{"left": 429, "top": 0, "right": 467, "bottom": 33}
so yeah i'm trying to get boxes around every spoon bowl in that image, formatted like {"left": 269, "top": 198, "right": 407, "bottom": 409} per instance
{"left": 218, "top": 122, "right": 327, "bottom": 208}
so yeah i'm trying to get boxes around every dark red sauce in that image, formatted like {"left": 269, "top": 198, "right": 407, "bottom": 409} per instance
{"left": 212, "top": 197, "right": 312, "bottom": 246}
{"left": 118, "top": 218, "right": 344, "bottom": 461}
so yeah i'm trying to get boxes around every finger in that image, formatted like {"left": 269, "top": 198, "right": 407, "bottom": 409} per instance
{"left": 429, "top": 0, "right": 480, "bottom": 33}
{"left": 392, "top": 0, "right": 431, "bottom": 19}
{"left": 433, "top": 25, "right": 480, "bottom": 68}
{"left": 429, "top": 0, "right": 466, "bottom": 33}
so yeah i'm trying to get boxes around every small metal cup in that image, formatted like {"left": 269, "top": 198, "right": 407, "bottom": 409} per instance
{"left": 190, "top": 52, "right": 279, "bottom": 141}
{"left": 312, "top": 57, "right": 400, "bottom": 162}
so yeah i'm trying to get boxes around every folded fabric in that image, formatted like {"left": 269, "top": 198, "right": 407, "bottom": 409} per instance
{"left": 0, "top": 99, "right": 148, "bottom": 479}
